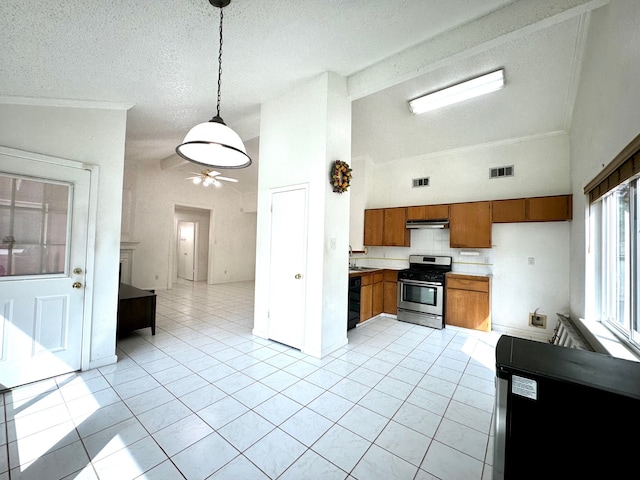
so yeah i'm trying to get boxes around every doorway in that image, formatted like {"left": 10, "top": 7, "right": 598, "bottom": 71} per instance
{"left": 177, "top": 221, "right": 197, "bottom": 281}
{"left": 172, "top": 206, "right": 211, "bottom": 286}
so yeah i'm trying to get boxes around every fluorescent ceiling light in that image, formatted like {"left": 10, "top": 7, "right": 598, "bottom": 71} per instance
{"left": 408, "top": 69, "right": 505, "bottom": 115}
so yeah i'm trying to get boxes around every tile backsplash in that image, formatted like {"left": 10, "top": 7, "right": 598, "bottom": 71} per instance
{"left": 350, "top": 228, "right": 493, "bottom": 275}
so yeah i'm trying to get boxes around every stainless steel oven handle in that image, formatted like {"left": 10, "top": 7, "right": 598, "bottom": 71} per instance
{"left": 399, "top": 280, "right": 442, "bottom": 288}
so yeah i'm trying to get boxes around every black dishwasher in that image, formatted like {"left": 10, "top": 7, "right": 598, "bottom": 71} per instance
{"left": 348, "top": 276, "right": 361, "bottom": 330}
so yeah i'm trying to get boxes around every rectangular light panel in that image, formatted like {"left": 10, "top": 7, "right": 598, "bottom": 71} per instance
{"left": 409, "top": 69, "right": 505, "bottom": 115}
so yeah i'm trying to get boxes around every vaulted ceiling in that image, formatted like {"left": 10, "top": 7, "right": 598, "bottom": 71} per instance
{"left": 0, "top": 0, "right": 608, "bottom": 193}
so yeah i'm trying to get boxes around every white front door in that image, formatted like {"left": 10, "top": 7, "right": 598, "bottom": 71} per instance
{"left": 0, "top": 153, "right": 90, "bottom": 390}
{"left": 267, "top": 186, "right": 308, "bottom": 350}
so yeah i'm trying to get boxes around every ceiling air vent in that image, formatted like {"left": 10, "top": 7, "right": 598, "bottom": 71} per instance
{"left": 412, "top": 177, "right": 430, "bottom": 188}
{"left": 490, "top": 165, "right": 514, "bottom": 179}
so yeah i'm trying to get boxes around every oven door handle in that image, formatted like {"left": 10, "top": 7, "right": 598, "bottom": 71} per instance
{"left": 399, "top": 280, "right": 442, "bottom": 288}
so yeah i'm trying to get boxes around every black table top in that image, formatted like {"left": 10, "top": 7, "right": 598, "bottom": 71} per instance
{"left": 118, "top": 283, "right": 156, "bottom": 300}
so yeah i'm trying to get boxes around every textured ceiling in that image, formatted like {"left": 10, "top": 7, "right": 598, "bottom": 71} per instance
{"left": 0, "top": 0, "right": 606, "bottom": 193}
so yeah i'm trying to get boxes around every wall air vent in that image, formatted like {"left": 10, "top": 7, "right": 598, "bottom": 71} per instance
{"left": 490, "top": 165, "right": 514, "bottom": 179}
{"left": 412, "top": 177, "right": 430, "bottom": 188}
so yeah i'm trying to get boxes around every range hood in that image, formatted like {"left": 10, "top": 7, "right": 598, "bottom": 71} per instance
{"left": 406, "top": 219, "right": 449, "bottom": 229}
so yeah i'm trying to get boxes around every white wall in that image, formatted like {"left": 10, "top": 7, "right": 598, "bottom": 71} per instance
{"left": 0, "top": 101, "right": 128, "bottom": 369}
{"left": 569, "top": 0, "right": 640, "bottom": 320}
{"left": 254, "top": 72, "right": 351, "bottom": 357}
{"left": 363, "top": 132, "right": 570, "bottom": 209}
{"left": 349, "top": 132, "right": 571, "bottom": 340}
{"left": 125, "top": 160, "right": 257, "bottom": 289}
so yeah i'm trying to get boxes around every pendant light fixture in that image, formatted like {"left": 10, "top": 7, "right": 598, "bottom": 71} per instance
{"left": 176, "top": 0, "right": 251, "bottom": 169}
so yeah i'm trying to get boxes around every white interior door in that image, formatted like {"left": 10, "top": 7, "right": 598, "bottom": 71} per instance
{"left": 0, "top": 153, "right": 90, "bottom": 390}
{"left": 177, "top": 221, "right": 195, "bottom": 281}
{"left": 267, "top": 186, "right": 308, "bottom": 349}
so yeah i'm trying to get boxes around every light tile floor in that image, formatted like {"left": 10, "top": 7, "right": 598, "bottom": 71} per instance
{"left": 1, "top": 280, "right": 503, "bottom": 480}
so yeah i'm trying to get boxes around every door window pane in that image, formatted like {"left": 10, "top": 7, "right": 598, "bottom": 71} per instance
{"left": 0, "top": 174, "right": 70, "bottom": 277}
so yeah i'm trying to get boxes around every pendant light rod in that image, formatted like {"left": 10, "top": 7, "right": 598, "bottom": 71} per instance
{"left": 214, "top": 0, "right": 225, "bottom": 120}
{"left": 176, "top": 0, "right": 251, "bottom": 169}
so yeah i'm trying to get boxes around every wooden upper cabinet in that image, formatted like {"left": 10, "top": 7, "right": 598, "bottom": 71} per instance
{"left": 426, "top": 204, "right": 450, "bottom": 219}
{"left": 449, "top": 201, "right": 492, "bottom": 248}
{"left": 406, "top": 204, "right": 449, "bottom": 220}
{"left": 406, "top": 206, "right": 425, "bottom": 220}
{"left": 383, "top": 207, "right": 410, "bottom": 246}
{"left": 363, "top": 209, "right": 384, "bottom": 246}
{"left": 491, "top": 195, "right": 572, "bottom": 223}
{"left": 492, "top": 199, "right": 525, "bottom": 223}
{"left": 526, "top": 195, "right": 572, "bottom": 221}
{"left": 364, "top": 208, "right": 410, "bottom": 246}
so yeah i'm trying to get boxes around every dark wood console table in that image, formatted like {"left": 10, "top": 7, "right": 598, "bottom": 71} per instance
{"left": 118, "top": 283, "right": 156, "bottom": 336}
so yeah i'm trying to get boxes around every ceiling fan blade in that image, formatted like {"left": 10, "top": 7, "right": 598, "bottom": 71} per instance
{"left": 216, "top": 176, "right": 238, "bottom": 183}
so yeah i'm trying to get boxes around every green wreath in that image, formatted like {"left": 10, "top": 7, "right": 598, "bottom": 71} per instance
{"left": 331, "top": 160, "right": 352, "bottom": 193}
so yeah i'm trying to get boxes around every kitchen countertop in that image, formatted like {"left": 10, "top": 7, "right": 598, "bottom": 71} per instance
{"left": 349, "top": 267, "right": 403, "bottom": 276}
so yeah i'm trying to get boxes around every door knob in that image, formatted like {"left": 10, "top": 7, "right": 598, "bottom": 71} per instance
{"left": 73, "top": 268, "right": 83, "bottom": 275}
{"left": 72, "top": 282, "right": 83, "bottom": 289}
{"left": 295, "top": 273, "right": 302, "bottom": 279}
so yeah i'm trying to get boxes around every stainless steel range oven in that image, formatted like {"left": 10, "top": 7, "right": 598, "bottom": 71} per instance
{"left": 397, "top": 255, "right": 452, "bottom": 329}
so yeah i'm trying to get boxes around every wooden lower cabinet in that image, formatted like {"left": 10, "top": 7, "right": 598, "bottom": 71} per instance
{"left": 383, "top": 270, "right": 398, "bottom": 315}
{"left": 445, "top": 274, "right": 491, "bottom": 332}
{"left": 360, "top": 280, "right": 372, "bottom": 322}
{"left": 356, "top": 270, "right": 398, "bottom": 323}
{"left": 372, "top": 272, "right": 384, "bottom": 317}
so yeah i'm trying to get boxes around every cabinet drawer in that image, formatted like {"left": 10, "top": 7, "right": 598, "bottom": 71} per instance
{"left": 446, "top": 275, "right": 489, "bottom": 293}
{"left": 361, "top": 274, "right": 372, "bottom": 286}
{"left": 373, "top": 272, "right": 384, "bottom": 283}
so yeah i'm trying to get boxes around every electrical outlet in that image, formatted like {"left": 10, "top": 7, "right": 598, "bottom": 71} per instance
{"left": 529, "top": 312, "right": 547, "bottom": 328}
{"left": 528, "top": 257, "right": 535, "bottom": 266}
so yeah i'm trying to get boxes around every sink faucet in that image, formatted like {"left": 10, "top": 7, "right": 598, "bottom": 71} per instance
{"left": 349, "top": 245, "right": 356, "bottom": 268}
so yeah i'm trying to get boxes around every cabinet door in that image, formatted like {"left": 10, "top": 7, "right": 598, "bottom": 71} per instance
{"left": 449, "top": 201, "right": 492, "bottom": 248}
{"left": 425, "top": 204, "right": 449, "bottom": 219}
{"left": 492, "top": 199, "right": 526, "bottom": 223}
{"left": 364, "top": 209, "right": 384, "bottom": 246}
{"left": 445, "top": 288, "right": 491, "bottom": 331}
{"left": 526, "top": 195, "right": 572, "bottom": 221}
{"left": 360, "top": 283, "right": 372, "bottom": 322}
{"left": 383, "top": 281, "right": 397, "bottom": 314}
{"left": 383, "top": 207, "right": 410, "bottom": 246}
{"left": 372, "top": 281, "right": 384, "bottom": 317}
{"left": 406, "top": 204, "right": 449, "bottom": 220}
{"left": 406, "top": 206, "right": 426, "bottom": 220}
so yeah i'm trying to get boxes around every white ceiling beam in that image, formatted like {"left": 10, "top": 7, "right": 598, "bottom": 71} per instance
{"left": 160, "top": 154, "right": 186, "bottom": 170}
{"left": 0, "top": 95, "right": 133, "bottom": 110}
{"left": 347, "top": 0, "right": 610, "bottom": 100}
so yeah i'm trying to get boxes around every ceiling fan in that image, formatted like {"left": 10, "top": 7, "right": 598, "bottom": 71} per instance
{"left": 186, "top": 169, "right": 238, "bottom": 187}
